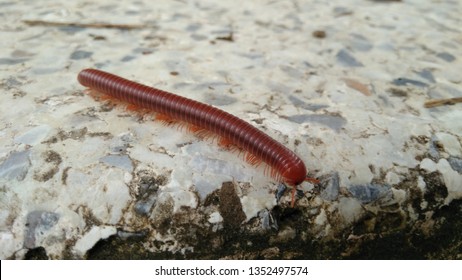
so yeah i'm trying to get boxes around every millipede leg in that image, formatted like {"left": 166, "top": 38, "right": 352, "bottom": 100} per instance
{"left": 291, "top": 187, "right": 297, "bottom": 208}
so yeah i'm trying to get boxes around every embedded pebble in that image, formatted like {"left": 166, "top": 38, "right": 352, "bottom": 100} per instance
{"left": 99, "top": 154, "right": 133, "bottom": 172}
{"left": 288, "top": 114, "right": 347, "bottom": 132}
{"left": 348, "top": 184, "right": 392, "bottom": 204}
{"left": 0, "top": 58, "right": 29, "bottom": 65}
{"left": 333, "top": 6, "right": 353, "bottom": 17}
{"left": 24, "top": 211, "right": 60, "bottom": 249}
{"left": 436, "top": 52, "right": 456, "bottom": 62}
{"left": 415, "top": 69, "right": 436, "bottom": 83}
{"left": 428, "top": 135, "right": 442, "bottom": 160}
{"left": 336, "top": 49, "right": 364, "bottom": 67}
{"left": 348, "top": 34, "right": 373, "bottom": 52}
{"left": 14, "top": 125, "right": 52, "bottom": 145}
{"left": 275, "top": 183, "right": 287, "bottom": 203}
{"left": 203, "top": 92, "right": 237, "bottom": 106}
{"left": 392, "top": 77, "right": 427, "bottom": 87}
{"left": 134, "top": 195, "right": 157, "bottom": 216}
{"left": 0, "top": 150, "right": 31, "bottom": 181}
{"left": 320, "top": 172, "right": 340, "bottom": 201}
{"left": 259, "top": 209, "right": 278, "bottom": 231}
{"left": 117, "top": 230, "right": 147, "bottom": 240}
{"left": 288, "top": 96, "right": 328, "bottom": 111}
{"left": 70, "top": 50, "right": 93, "bottom": 60}
{"left": 447, "top": 157, "right": 462, "bottom": 173}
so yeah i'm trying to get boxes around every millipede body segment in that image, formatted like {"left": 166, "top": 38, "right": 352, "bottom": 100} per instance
{"left": 77, "top": 68, "right": 308, "bottom": 186}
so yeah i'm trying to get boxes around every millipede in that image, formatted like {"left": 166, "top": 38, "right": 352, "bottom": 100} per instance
{"left": 77, "top": 68, "right": 317, "bottom": 206}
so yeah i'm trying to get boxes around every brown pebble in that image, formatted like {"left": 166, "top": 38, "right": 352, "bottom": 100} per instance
{"left": 312, "top": 30, "right": 326, "bottom": 39}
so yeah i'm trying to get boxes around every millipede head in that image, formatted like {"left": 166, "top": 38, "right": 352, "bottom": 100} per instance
{"left": 281, "top": 160, "right": 308, "bottom": 186}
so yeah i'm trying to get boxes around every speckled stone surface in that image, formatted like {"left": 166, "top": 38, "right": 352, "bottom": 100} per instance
{"left": 1, "top": 0, "right": 461, "bottom": 259}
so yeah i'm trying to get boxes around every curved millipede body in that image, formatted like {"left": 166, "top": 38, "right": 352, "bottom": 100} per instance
{"left": 78, "top": 68, "right": 309, "bottom": 187}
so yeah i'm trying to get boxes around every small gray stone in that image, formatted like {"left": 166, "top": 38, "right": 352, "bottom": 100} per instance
{"left": 132, "top": 47, "right": 154, "bottom": 54}
{"left": 336, "top": 49, "right": 363, "bottom": 67}
{"left": 186, "top": 23, "right": 202, "bottom": 32}
{"left": 436, "top": 52, "right": 456, "bottom": 62}
{"left": 14, "top": 125, "right": 51, "bottom": 146}
{"left": 288, "top": 95, "right": 328, "bottom": 111}
{"left": 275, "top": 183, "right": 287, "bottom": 203}
{"left": 191, "top": 34, "right": 208, "bottom": 41}
{"left": 99, "top": 155, "right": 133, "bottom": 172}
{"left": 428, "top": 135, "right": 441, "bottom": 160}
{"left": 203, "top": 92, "right": 237, "bottom": 106}
{"left": 349, "top": 33, "right": 373, "bottom": 52}
{"left": 0, "top": 150, "right": 31, "bottom": 181}
{"left": 448, "top": 157, "right": 462, "bottom": 173}
{"left": 415, "top": 69, "right": 436, "bottom": 83}
{"left": 24, "top": 211, "right": 59, "bottom": 249}
{"left": 333, "top": 6, "right": 353, "bottom": 17}
{"left": 320, "top": 172, "right": 340, "bottom": 201}
{"left": 392, "top": 77, "right": 427, "bottom": 87}
{"left": 117, "top": 229, "right": 147, "bottom": 240}
{"left": 348, "top": 183, "right": 391, "bottom": 204}
{"left": 70, "top": 50, "right": 92, "bottom": 60}
{"left": 288, "top": 114, "right": 347, "bottom": 132}
{"left": 0, "top": 58, "right": 28, "bottom": 65}
{"left": 279, "top": 65, "right": 305, "bottom": 79}
{"left": 134, "top": 196, "right": 157, "bottom": 216}
{"left": 121, "top": 55, "right": 135, "bottom": 62}
{"left": 259, "top": 209, "right": 278, "bottom": 230}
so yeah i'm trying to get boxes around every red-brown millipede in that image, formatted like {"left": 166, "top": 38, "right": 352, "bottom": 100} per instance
{"left": 78, "top": 69, "right": 314, "bottom": 202}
